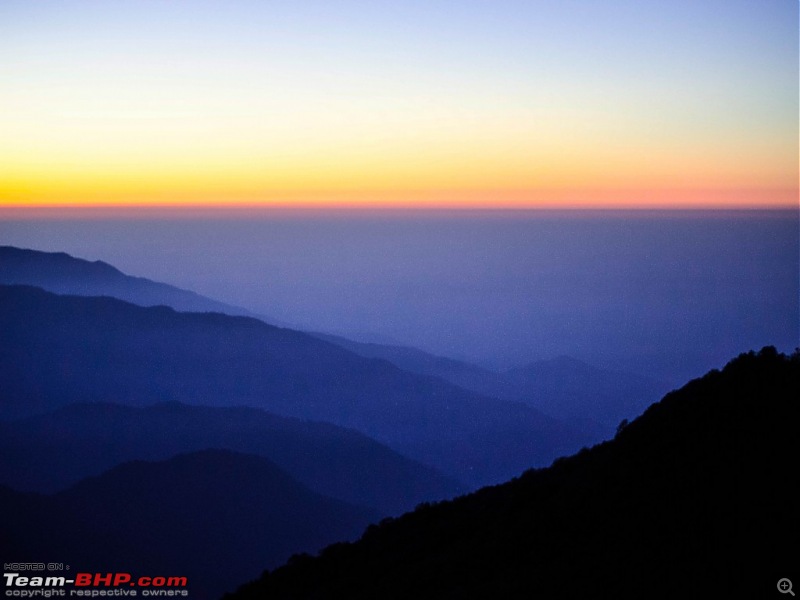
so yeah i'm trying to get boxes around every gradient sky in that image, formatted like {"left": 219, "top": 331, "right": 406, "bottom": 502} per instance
{"left": 1, "top": 0, "right": 797, "bottom": 209}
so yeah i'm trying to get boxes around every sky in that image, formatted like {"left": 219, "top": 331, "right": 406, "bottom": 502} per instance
{"left": 1, "top": 0, "right": 797, "bottom": 209}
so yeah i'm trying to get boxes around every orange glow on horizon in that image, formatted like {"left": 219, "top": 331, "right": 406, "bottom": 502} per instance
{"left": 0, "top": 187, "right": 796, "bottom": 218}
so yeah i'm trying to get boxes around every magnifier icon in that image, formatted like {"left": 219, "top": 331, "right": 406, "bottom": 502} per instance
{"left": 778, "top": 578, "right": 795, "bottom": 596}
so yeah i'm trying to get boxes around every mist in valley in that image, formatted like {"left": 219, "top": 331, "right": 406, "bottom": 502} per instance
{"left": 2, "top": 209, "right": 796, "bottom": 384}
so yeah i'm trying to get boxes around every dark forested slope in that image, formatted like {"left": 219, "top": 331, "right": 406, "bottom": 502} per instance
{"left": 228, "top": 347, "right": 798, "bottom": 599}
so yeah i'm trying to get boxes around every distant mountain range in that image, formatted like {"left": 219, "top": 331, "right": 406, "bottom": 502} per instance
{"left": 0, "top": 449, "right": 378, "bottom": 599}
{"left": 315, "top": 332, "right": 670, "bottom": 434}
{"left": 503, "top": 355, "right": 670, "bottom": 427}
{"left": 0, "top": 245, "right": 256, "bottom": 317}
{"left": 227, "top": 348, "right": 798, "bottom": 599}
{"left": 0, "top": 246, "right": 672, "bottom": 441}
{"left": 0, "top": 284, "right": 586, "bottom": 487}
{"left": 3, "top": 245, "right": 792, "bottom": 598}
{"left": 3, "top": 245, "right": 666, "bottom": 439}
{"left": 0, "top": 401, "right": 461, "bottom": 515}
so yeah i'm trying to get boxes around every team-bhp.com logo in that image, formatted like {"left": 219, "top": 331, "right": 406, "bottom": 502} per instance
{"left": 4, "top": 572, "right": 188, "bottom": 597}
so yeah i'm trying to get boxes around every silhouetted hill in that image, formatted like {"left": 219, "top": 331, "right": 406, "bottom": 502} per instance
{"left": 227, "top": 348, "right": 798, "bottom": 599}
{"left": 0, "top": 284, "right": 586, "bottom": 487}
{"left": 0, "top": 449, "right": 378, "bottom": 599}
{"left": 0, "top": 401, "right": 461, "bottom": 515}
{"left": 0, "top": 245, "right": 256, "bottom": 317}
{"left": 316, "top": 333, "right": 669, "bottom": 436}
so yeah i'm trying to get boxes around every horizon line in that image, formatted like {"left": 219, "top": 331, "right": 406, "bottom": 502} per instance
{"left": 1, "top": 204, "right": 797, "bottom": 221}
{"left": 1, "top": 185, "right": 796, "bottom": 215}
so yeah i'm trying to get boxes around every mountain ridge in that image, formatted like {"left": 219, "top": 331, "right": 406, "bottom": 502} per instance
{"left": 3, "top": 245, "right": 667, "bottom": 439}
{"left": 226, "top": 347, "right": 798, "bottom": 599}
{"left": 0, "top": 245, "right": 258, "bottom": 318}
{"left": 315, "top": 332, "right": 670, "bottom": 434}
{"left": 0, "top": 284, "right": 587, "bottom": 487}
{"left": 0, "top": 400, "right": 462, "bottom": 515}
{"left": 0, "top": 448, "right": 379, "bottom": 599}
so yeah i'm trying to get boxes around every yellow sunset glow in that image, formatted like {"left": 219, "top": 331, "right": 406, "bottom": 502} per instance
{"left": 0, "top": 1, "right": 796, "bottom": 210}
